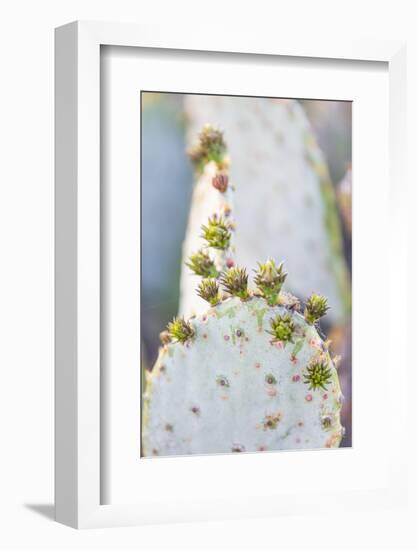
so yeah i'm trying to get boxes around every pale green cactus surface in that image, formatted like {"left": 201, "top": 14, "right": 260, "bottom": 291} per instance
{"left": 142, "top": 295, "right": 343, "bottom": 457}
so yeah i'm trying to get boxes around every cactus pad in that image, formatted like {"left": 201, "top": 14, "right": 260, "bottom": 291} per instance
{"left": 142, "top": 296, "right": 343, "bottom": 457}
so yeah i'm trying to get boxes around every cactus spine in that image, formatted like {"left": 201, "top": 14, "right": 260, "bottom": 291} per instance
{"left": 142, "top": 127, "right": 344, "bottom": 457}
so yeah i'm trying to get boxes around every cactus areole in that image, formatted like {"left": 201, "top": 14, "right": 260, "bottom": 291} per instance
{"left": 142, "top": 126, "right": 344, "bottom": 457}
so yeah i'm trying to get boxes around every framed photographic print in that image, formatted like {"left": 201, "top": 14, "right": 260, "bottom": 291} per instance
{"left": 55, "top": 21, "right": 407, "bottom": 528}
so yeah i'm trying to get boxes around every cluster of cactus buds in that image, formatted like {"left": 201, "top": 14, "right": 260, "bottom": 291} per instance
{"left": 167, "top": 317, "right": 195, "bottom": 344}
{"left": 201, "top": 216, "right": 232, "bottom": 250}
{"left": 197, "top": 279, "right": 221, "bottom": 306}
{"left": 254, "top": 259, "right": 287, "bottom": 305}
{"left": 220, "top": 267, "right": 249, "bottom": 300}
{"left": 188, "top": 125, "right": 228, "bottom": 174}
{"left": 179, "top": 125, "right": 235, "bottom": 318}
{"left": 186, "top": 249, "right": 219, "bottom": 278}
{"left": 268, "top": 313, "right": 295, "bottom": 344}
{"left": 303, "top": 357, "right": 333, "bottom": 391}
{"left": 304, "top": 293, "right": 330, "bottom": 324}
{"left": 172, "top": 255, "right": 333, "bottom": 342}
{"left": 184, "top": 228, "right": 332, "bottom": 330}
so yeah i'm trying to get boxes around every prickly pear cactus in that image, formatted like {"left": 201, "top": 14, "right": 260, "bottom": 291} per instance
{"left": 143, "top": 128, "right": 344, "bottom": 457}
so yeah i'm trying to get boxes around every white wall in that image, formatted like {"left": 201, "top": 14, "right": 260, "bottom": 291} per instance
{"left": 0, "top": 1, "right": 416, "bottom": 547}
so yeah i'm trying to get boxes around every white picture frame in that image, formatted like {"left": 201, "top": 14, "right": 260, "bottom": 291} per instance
{"left": 55, "top": 21, "right": 407, "bottom": 529}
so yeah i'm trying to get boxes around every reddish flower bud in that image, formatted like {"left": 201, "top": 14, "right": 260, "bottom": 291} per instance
{"left": 212, "top": 173, "right": 229, "bottom": 193}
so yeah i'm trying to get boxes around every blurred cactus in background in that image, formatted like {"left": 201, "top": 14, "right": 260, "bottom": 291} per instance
{"left": 184, "top": 95, "right": 350, "bottom": 327}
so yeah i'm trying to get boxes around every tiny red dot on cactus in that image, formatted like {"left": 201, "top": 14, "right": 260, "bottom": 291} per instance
{"left": 292, "top": 374, "right": 300, "bottom": 382}
{"left": 290, "top": 355, "right": 298, "bottom": 364}
{"left": 309, "top": 338, "right": 321, "bottom": 349}
{"left": 274, "top": 341, "right": 284, "bottom": 349}
{"left": 224, "top": 335, "right": 230, "bottom": 341}
{"left": 255, "top": 362, "right": 261, "bottom": 369}
{"left": 226, "top": 258, "right": 235, "bottom": 268}
{"left": 323, "top": 394, "right": 328, "bottom": 400}
{"left": 305, "top": 394, "right": 313, "bottom": 402}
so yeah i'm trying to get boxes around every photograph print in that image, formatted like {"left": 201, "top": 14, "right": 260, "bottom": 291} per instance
{"left": 140, "top": 92, "right": 352, "bottom": 458}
